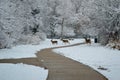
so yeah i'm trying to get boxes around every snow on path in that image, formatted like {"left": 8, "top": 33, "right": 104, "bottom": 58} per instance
{"left": 54, "top": 43, "right": 120, "bottom": 80}
{"left": 0, "top": 63, "right": 48, "bottom": 80}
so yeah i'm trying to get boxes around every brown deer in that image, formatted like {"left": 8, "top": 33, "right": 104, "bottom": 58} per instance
{"left": 61, "top": 39, "right": 70, "bottom": 44}
{"left": 51, "top": 40, "right": 58, "bottom": 45}
{"left": 84, "top": 37, "right": 91, "bottom": 44}
{"left": 69, "top": 38, "right": 74, "bottom": 41}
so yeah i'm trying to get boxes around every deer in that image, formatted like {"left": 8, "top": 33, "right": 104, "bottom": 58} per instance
{"left": 51, "top": 39, "right": 58, "bottom": 45}
{"left": 61, "top": 39, "right": 70, "bottom": 44}
{"left": 69, "top": 38, "right": 74, "bottom": 41}
{"left": 84, "top": 37, "right": 91, "bottom": 44}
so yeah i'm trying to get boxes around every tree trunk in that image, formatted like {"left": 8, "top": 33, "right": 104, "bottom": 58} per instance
{"left": 61, "top": 18, "right": 64, "bottom": 39}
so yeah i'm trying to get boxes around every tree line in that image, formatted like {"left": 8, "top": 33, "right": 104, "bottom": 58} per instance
{"left": 0, "top": 0, "right": 120, "bottom": 48}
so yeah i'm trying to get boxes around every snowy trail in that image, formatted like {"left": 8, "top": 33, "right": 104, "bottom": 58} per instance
{"left": 36, "top": 43, "right": 108, "bottom": 80}
{"left": 0, "top": 43, "right": 108, "bottom": 80}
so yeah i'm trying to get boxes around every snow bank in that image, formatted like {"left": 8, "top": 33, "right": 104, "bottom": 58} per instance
{"left": 0, "top": 39, "right": 83, "bottom": 59}
{"left": 0, "top": 63, "right": 48, "bottom": 80}
{"left": 54, "top": 43, "right": 120, "bottom": 80}
{"left": 0, "top": 39, "right": 83, "bottom": 80}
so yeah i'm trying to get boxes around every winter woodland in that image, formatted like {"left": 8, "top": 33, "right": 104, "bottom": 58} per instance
{"left": 0, "top": 0, "right": 120, "bottom": 49}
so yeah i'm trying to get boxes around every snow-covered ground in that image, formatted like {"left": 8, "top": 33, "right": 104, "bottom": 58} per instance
{"left": 0, "top": 39, "right": 82, "bottom": 59}
{"left": 0, "top": 63, "right": 48, "bottom": 80}
{"left": 0, "top": 39, "right": 120, "bottom": 80}
{"left": 0, "top": 39, "right": 82, "bottom": 80}
{"left": 54, "top": 43, "right": 120, "bottom": 80}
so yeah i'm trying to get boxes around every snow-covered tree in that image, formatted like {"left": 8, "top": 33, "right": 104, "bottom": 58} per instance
{"left": 0, "top": 0, "right": 47, "bottom": 48}
{"left": 0, "top": 0, "right": 120, "bottom": 49}
{"left": 93, "top": 0, "right": 120, "bottom": 45}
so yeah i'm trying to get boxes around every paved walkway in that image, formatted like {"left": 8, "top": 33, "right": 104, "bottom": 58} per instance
{"left": 0, "top": 43, "right": 108, "bottom": 80}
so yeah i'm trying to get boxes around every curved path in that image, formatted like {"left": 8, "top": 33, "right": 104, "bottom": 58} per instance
{"left": 0, "top": 43, "right": 108, "bottom": 80}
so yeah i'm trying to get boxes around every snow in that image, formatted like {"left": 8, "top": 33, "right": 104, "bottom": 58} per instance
{"left": 0, "top": 63, "right": 48, "bottom": 80}
{"left": 0, "top": 39, "right": 82, "bottom": 59}
{"left": 0, "top": 39, "right": 120, "bottom": 80}
{"left": 54, "top": 43, "right": 120, "bottom": 80}
{"left": 0, "top": 39, "right": 82, "bottom": 80}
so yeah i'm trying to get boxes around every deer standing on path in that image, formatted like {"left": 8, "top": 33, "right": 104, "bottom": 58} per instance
{"left": 61, "top": 39, "right": 70, "bottom": 44}
{"left": 51, "top": 40, "right": 58, "bottom": 45}
{"left": 84, "top": 38, "right": 91, "bottom": 44}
